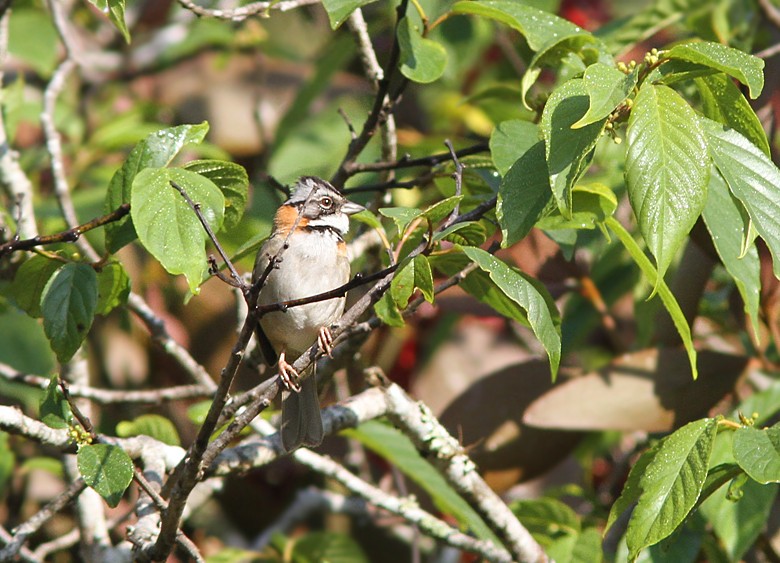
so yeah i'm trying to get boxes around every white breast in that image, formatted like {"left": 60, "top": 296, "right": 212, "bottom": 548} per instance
{"left": 257, "top": 229, "right": 350, "bottom": 357}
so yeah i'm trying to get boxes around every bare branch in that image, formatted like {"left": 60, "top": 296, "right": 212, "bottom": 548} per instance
{"left": 0, "top": 204, "right": 130, "bottom": 258}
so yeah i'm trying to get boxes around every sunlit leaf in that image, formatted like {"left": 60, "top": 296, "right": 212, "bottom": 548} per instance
{"left": 77, "top": 444, "right": 134, "bottom": 508}
{"left": 88, "top": 0, "right": 130, "bottom": 43}
{"left": 626, "top": 418, "right": 717, "bottom": 560}
{"left": 397, "top": 17, "right": 447, "bottom": 84}
{"left": 105, "top": 122, "right": 210, "bottom": 252}
{"left": 572, "top": 62, "right": 636, "bottom": 128}
{"left": 665, "top": 40, "right": 764, "bottom": 98}
{"left": 183, "top": 160, "right": 248, "bottom": 231}
{"left": 625, "top": 84, "right": 709, "bottom": 280}
{"left": 116, "top": 414, "right": 181, "bottom": 447}
{"left": 321, "top": 0, "right": 377, "bottom": 29}
{"left": 131, "top": 167, "right": 225, "bottom": 293}
{"left": 490, "top": 119, "right": 539, "bottom": 176}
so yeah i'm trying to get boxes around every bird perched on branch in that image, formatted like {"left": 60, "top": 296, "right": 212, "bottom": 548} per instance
{"left": 253, "top": 176, "right": 365, "bottom": 451}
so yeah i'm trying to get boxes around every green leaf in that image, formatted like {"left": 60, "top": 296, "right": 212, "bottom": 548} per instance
{"left": 452, "top": 0, "right": 589, "bottom": 52}
{"left": 77, "top": 443, "right": 134, "bottom": 508}
{"left": 116, "top": 414, "right": 181, "bottom": 447}
{"left": 626, "top": 418, "right": 718, "bottom": 560}
{"left": 625, "top": 84, "right": 709, "bottom": 280}
{"left": 95, "top": 262, "right": 131, "bottom": 316}
{"left": 511, "top": 497, "right": 581, "bottom": 540}
{"left": 431, "top": 253, "right": 536, "bottom": 326}
{"left": 460, "top": 246, "right": 561, "bottom": 378}
{"left": 374, "top": 291, "right": 405, "bottom": 327}
{"left": 606, "top": 217, "right": 698, "bottom": 378}
{"left": 131, "top": 167, "right": 225, "bottom": 293}
{"left": 321, "top": 0, "right": 377, "bottom": 29}
{"left": 701, "top": 172, "right": 761, "bottom": 340}
{"left": 573, "top": 62, "right": 637, "bottom": 128}
{"left": 490, "top": 119, "right": 539, "bottom": 176}
{"left": 183, "top": 160, "right": 248, "bottom": 231}
{"left": 520, "top": 34, "right": 604, "bottom": 109}
{"left": 434, "top": 221, "right": 487, "bottom": 246}
{"left": 8, "top": 256, "right": 63, "bottom": 318}
{"left": 397, "top": 17, "right": 447, "bottom": 84}
{"left": 703, "top": 119, "right": 780, "bottom": 278}
{"left": 8, "top": 9, "right": 58, "bottom": 77}
{"left": 343, "top": 421, "right": 496, "bottom": 542}
{"left": 41, "top": 263, "right": 98, "bottom": 363}
{"left": 88, "top": 0, "right": 130, "bottom": 43}
{"left": 422, "top": 196, "right": 463, "bottom": 225}
{"left": 541, "top": 78, "right": 606, "bottom": 213}
{"left": 105, "top": 122, "right": 210, "bottom": 252}
{"left": 699, "top": 477, "right": 778, "bottom": 561}
{"left": 39, "top": 375, "right": 73, "bottom": 430}
{"left": 290, "top": 532, "right": 368, "bottom": 563}
{"left": 665, "top": 41, "right": 764, "bottom": 99}
{"left": 0, "top": 309, "right": 54, "bottom": 376}
{"left": 536, "top": 183, "right": 617, "bottom": 231}
{"left": 378, "top": 207, "right": 422, "bottom": 235}
{"left": 695, "top": 73, "right": 770, "bottom": 156}
{"left": 496, "top": 141, "right": 552, "bottom": 247}
{"left": 391, "top": 255, "right": 434, "bottom": 308}
{"left": 733, "top": 425, "right": 780, "bottom": 484}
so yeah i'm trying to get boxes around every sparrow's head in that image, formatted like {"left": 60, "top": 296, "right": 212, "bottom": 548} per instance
{"left": 276, "top": 176, "right": 364, "bottom": 237}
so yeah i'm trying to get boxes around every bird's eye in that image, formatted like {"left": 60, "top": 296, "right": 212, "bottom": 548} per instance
{"left": 320, "top": 196, "right": 334, "bottom": 209}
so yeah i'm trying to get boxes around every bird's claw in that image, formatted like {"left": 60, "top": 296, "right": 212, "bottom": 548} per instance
{"left": 318, "top": 326, "right": 335, "bottom": 358}
{"left": 278, "top": 351, "right": 301, "bottom": 393}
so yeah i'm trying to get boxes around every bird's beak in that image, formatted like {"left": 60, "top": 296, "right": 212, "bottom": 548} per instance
{"left": 342, "top": 200, "right": 366, "bottom": 216}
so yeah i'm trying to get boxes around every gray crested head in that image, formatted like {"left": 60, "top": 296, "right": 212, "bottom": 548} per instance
{"left": 286, "top": 176, "right": 338, "bottom": 205}
{"left": 282, "top": 176, "right": 365, "bottom": 235}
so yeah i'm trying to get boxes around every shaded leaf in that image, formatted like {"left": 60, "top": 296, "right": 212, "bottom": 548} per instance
{"left": 703, "top": 119, "right": 780, "bottom": 278}
{"left": 461, "top": 246, "right": 561, "bottom": 378}
{"left": 536, "top": 183, "right": 617, "bottom": 231}
{"left": 701, "top": 171, "right": 761, "bottom": 339}
{"left": 733, "top": 425, "right": 780, "bottom": 484}
{"left": 605, "top": 439, "right": 661, "bottom": 534}
{"left": 665, "top": 41, "right": 764, "bottom": 98}
{"left": 95, "top": 262, "right": 131, "bottom": 316}
{"left": 496, "top": 141, "right": 552, "bottom": 246}
{"left": 77, "top": 443, "right": 134, "bottom": 508}
{"left": 131, "top": 167, "right": 225, "bottom": 293}
{"left": 291, "top": 532, "right": 368, "bottom": 563}
{"left": 397, "top": 17, "right": 447, "bottom": 84}
{"left": 541, "top": 78, "right": 606, "bottom": 213}
{"left": 695, "top": 73, "right": 770, "bottom": 156}
{"left": 625, "top": 84, "right": 709, "bottom": 280}
{"left": 0, "top": 433, "right": 14, "bottom": 497}
{"left": 183, "top": 160, "right": 248, "bottom": 231}
{"left": 490, "top": 119, "right": 539, "bottom": 176}
{"left": 699, "top": 477, "right": 777, "bottom": 561}
{"left": 41, "top": 263, "right": 98, "bottom": 363}
{"left": 626, "top": 418, "right": 718, "bottom": 560}
{"left": 434, "top": 221, "right": 487, "bottom": 246}
{"left": 116, "top": 414, "right": 181, "bottom": 447}
{"left": 39, "top": 375, "right": 73, "bottom": 430}
{"left": 105, "top": 122, "right": 209, "bottom": 252}
{"left": 374, "top": 291, "right": 405, "bottom": 327}
{"left": 8, "top": 255, "right": 63, "bottom": 318}
{"left": 511, "top": 497, "right": 581, "bottom": 541}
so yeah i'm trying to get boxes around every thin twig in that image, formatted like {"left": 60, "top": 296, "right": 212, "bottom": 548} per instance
{"left": 345, "top": 142, "right": 490, "bottom": 175}
{"left": 330, "top": 0, "right": 410, "bottom": 188}
{"left": 170, "top": 180, "right": 243, "bottom": 286}
{"left": 444, "top": 139, "right": 464, "bottom": 225}
{"left": 0, "top": 204, "right": 130, "bottom": 258}
{"left": 0, "top": 479, "right": 87, "bottom": 561}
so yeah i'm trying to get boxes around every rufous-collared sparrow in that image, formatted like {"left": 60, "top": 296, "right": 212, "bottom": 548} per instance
{"left": 253, "top": 176, "right": 364, "bottom": 451}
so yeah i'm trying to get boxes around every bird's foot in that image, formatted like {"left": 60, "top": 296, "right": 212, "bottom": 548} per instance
{"left": 318, "top": 326, "right": 335, "bottom": 358}
{"left": 278, "top": 351, "right": 301, "bottom": 393}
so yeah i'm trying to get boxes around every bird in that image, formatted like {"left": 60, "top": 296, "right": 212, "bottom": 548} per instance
{"left": 252, "top": 176, "right": 364, "bottom": 451}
